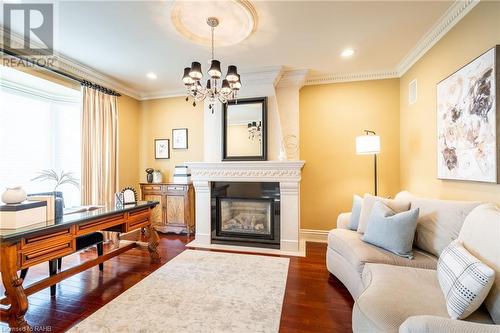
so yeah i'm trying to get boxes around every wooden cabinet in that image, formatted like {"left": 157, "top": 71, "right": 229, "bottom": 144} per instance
{"left": 139, "top": 183, "right": 195, "bottom": 235}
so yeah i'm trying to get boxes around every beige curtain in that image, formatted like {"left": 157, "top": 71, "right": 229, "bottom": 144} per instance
{"left": 81, "top": 86, "right": 119, "bottom": 244}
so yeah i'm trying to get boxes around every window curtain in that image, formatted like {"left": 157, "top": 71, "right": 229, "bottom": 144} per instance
{"left": 81, "top": 86, "right": 119, "bottom": 244}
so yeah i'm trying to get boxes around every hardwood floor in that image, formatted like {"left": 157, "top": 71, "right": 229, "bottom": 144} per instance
{"left": 0, "top": 234, "right": 353, "bottom": 332}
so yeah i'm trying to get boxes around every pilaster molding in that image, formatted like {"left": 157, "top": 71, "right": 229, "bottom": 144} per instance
{"left": 280, "top": 181, "right": 300, "bottom": 194}
{"left": 192, "top": 180, "right": 210, "bottom": 193}
{"left": 396, "top": 0, "right": 479, "bottom": 76}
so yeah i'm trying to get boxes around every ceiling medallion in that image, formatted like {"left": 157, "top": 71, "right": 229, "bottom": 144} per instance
{"left": 170, "top": 0, "right": 257, "bottom": 47}
{"left": 182, "top": 17, "right": 242, "bottom": 111}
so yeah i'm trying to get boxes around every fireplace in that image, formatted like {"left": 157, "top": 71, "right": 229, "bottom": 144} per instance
{"left": 211, "top": 182, "right": 280, "bottom": 249}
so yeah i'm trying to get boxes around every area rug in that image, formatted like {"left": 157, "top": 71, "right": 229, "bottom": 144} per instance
{"left": 68, "top": 250, "right": 290, "bottom": 333}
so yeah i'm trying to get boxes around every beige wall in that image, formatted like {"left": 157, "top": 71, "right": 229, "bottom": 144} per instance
{"left": 139, "top": 97, "right": 204, "bottom": 182}
{"left": 300, "top": 79, "right": 401, "bottom": 230}
{"left": 400, "top": 1, "right": 500, "bottom": 204}
{"left": 117, "top": 94, "right": 141, "bottom": 190}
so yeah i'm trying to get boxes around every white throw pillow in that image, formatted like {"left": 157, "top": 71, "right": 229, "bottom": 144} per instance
{"left": 437, "top": 240, "right": 495, "bottom": 320}
{"left": 357, "top": 194, "right": 410, "bottom": 233}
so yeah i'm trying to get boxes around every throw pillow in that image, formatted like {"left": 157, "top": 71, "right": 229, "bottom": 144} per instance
{"left": 357, "top": 194, "right": 410, "bottom": 233}
{"left": 437, "top": 240, "right": 495, "bottom": 320}
{"left": 361, "top": 201, "right": 419, "bottom": 259}
{"left": 348, "top": 195, "right": 363, "bottom": 230}
{"left": 410, "top": 199, "right": 481, "bottom": 257}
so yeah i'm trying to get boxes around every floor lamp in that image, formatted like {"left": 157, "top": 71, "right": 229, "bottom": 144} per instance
{"left": 356, "top": 130, "right": 381, "bottom": 196}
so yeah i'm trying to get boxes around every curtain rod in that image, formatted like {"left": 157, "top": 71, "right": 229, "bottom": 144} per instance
{"left": 1, "top": 48, "right": 121, "bottom": 97}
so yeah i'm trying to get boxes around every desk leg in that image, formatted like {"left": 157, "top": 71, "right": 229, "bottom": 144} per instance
{"left": 0, "top": 244, "right": 30, "bottom": 331}
{"left": 146, "top": 223, "right": 160, "bottom": 263}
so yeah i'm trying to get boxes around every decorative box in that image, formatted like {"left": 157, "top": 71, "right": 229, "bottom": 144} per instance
{"left": 0, "top": 201, "right": 47, "bottom": 229}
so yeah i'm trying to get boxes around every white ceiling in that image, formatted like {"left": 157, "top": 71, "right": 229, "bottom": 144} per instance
{"left": 3, "top": 1, "right": 455, "bottom": 98}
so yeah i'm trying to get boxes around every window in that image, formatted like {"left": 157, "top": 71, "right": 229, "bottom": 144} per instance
{"left": 0, "top": 66, "right": 82, "bottom": 207}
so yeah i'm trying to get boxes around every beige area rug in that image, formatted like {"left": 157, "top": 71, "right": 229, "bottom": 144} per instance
{"left": 68, "top": 250, "right": 290, "bottom": 333}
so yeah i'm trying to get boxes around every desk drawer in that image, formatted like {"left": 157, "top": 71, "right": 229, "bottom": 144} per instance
{"left": 76, "top": 213, "right": 125, "bottom": 235}
{"left": 127, "top": 208, "right": 150, "bottom": 231}
{"left": 20, "top": 239, "right": 75, "bottom": 269}
{"left": 20, "top": 227, "right": 73, "bottom": 251}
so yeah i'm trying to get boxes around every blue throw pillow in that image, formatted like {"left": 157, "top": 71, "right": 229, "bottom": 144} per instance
{"left": 362, "top": 201, "right": 419, "bottom": 259}
{"left": 348, "top": 195, "right": 363, "bottom": 230}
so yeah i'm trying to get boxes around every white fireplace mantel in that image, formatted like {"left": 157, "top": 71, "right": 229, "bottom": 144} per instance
{"left": 185, "top": 161, "right": 305, "bottom": 255}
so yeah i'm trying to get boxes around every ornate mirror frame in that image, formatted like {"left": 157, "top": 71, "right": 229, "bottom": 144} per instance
{"left": 222, "top": 97, "right": 268, "bottom": 161}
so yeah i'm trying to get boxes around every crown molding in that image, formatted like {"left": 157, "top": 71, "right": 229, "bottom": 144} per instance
{"left": 1, "top": 25, "right": 140, "bottom": 99}
{"left": 396, "top": 0, "right": 479, "bottom": 76}
{"left": 139, "top": 89, "right": 186, "bottom": 101}
{"left": 305, "top": 70, "right": 399, "bottom": 86}
{"left": 276, "top": 69, "right": 309, "bottom": 88}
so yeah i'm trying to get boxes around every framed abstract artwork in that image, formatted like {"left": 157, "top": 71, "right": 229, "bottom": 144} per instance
{"left": 437, "top": 45, "right": 499, "bottom": 183}
{"left": 154, "top": 139, "right": 170, "bottom": 159}
{"left": 172, "top": 128, "right": 188, "bottom": 149}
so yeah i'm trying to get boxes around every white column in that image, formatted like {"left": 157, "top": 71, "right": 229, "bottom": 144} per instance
{"left": 279, "top": 181, "right": 300, "bottom": 252}
{"left": 192, "top": 180, "right": 211, "bottom": 245}
{"left": 203, "top": 101, "right": 222, "bottom": 162}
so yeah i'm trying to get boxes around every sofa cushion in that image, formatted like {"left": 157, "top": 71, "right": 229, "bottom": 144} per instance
{"left": 437, "top": 240, "right": 495, "bottom": 319}
{"left": 327, "top": 229, "right": 437, "bottom": 276}
{"left": 458, "top": 204, "right": 500, "bottom": 324}
{"left": 353, "top": 264, "right": 494, "bottom": 333}
{"left": 410, "top": 198, "right": 480, "bottom": 257}
{"left": 348, "top": 195, "right": 363, "bottom": 230}
{"left": 357, "top": 194, "right": 411, "bottom": 233}
{"left": 362, "top": 202, "right": 419, "bottom": 259}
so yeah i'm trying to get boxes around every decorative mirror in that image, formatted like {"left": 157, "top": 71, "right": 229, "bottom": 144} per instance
{"left": 222, "top": 97, "right": 267, "bottom": 161}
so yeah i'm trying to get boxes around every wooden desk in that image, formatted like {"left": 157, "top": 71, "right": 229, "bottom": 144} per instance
{"left": 0, "top": 201, "right": 160, "bottom": 330}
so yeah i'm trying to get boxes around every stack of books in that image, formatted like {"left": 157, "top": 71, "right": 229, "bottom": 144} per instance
{"left": 173, "top": 165, "right": 191, "bottom": 184}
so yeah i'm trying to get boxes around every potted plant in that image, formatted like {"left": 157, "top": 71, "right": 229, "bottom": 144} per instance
{"left": 31, "top": 170, "right": 79, "bottom": 219}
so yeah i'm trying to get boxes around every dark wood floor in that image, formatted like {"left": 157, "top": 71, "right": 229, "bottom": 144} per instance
{"left": 0, "top": 234, "right": 353, "bottom": 332}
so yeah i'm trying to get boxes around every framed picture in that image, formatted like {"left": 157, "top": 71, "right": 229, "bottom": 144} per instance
{"left": 436, "top": 45, "right": 499, "bottom": 183}
{"left": 155, "top": 139, "right": 170, "bottom": 159}
{"left": 172, "top": 128, "right": 188, "bottom": 149}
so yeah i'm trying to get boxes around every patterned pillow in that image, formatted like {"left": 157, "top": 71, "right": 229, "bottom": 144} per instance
{"left": 437, "top": 240, "right": 495, "bottom": 319}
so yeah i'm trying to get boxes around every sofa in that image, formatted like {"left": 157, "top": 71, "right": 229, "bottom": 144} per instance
{"left": 326, "top": 193, "right": 500, "bottom": 332}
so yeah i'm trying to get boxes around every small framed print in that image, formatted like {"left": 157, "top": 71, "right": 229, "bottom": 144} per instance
{"left": 155, "top": 139, "right": 170, "bottom": 159}
{"left": 172, "top": 128, "right": 188, "bottom": 149}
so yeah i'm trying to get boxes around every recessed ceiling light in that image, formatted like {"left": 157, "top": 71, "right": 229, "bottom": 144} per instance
{"left": 146, "top": 72, "right": 157, "bottom": 80}
{"left": 341, "top": 49, "right": 355, "bottom": 57}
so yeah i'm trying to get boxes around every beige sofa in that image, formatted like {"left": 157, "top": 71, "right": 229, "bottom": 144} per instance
{"left": 327, "top": 194, "right": 500, "bottom": 332}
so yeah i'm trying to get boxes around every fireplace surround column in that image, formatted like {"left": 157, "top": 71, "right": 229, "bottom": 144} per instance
{"left": 192, "top": 180, "right": 211, "bottom": 245}
{"left": 280, "top": 181, "right": 300, "bottom": 252}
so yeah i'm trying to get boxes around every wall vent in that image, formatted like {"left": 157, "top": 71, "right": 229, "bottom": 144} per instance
{"left": 409, "top": 79, "right": 417, "bottom": 105}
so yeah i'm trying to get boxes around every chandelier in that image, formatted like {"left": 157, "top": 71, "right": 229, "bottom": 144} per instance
{"left": 182, "top": 17, "right": 242, "bottom": 111}
{"left": 248, "top": 121, "right": 262, "bottom": 141}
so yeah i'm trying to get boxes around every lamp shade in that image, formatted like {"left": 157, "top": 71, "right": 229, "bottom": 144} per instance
{"left": 356, "top": 135, "right": 380, "bottom": 154}
{"left": 226, "top": 65, "right": 238, "bottom": 83}
{"left": 221, "top": 79, "right": 231, "bottom": 94}
{"left": 208, "top": 60, "right": 222, "bottom": 79}
{"left": 182, "top": 67, "right": 193, "bottom": 85}
{"left": 189, "top": 62, "right": 202, "bottom": 80}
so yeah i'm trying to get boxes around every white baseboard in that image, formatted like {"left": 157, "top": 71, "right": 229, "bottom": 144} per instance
{"left": 299, "top": 228, "right": 329, "bottom": 243}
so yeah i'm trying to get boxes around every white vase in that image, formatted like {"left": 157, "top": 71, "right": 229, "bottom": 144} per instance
{"left": 1, "top": 186, "right": 27, "bottom": 204}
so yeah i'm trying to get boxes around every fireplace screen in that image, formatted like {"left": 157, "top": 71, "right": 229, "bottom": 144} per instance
{"left": 219, "top": 199, "right": 272, "bottom": 235}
